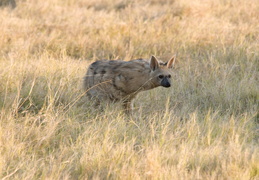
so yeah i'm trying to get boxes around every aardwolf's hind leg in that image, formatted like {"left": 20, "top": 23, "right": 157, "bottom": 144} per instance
{"left": 87, "top": 94, "right": 101, "bottom": 108}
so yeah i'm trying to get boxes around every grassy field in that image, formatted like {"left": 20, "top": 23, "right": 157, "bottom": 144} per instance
{"left": 0, "top": 0, "right": 258, "bottom": 179}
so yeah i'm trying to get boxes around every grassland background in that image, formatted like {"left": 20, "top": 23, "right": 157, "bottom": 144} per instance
{"left": 0, "top": 0, "right": 258, "bottom": 179}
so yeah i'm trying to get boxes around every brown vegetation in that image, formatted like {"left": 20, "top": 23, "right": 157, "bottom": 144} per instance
{"left": 0, "top": 0, "right": 258, "bottom": 179}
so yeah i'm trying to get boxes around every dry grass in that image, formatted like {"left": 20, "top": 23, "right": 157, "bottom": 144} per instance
{"left": 0, "top": 0, "right": 258, "bottom": 179}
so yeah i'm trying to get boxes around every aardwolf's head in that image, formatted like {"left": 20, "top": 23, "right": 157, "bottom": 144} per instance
{"left": 149, "top": 55, "right": 176, "bottom": 88}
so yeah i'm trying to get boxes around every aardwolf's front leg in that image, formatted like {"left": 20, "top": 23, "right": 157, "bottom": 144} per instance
{"left": 123, "top": 100, "right": 132, "bottom": 114}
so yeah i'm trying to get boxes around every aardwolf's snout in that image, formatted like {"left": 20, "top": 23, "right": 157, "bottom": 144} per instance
{"left": 163, "top": 83, "right": 171, "bottom": 88}
{"left": 161, "top": 78, "right": 171, "bottom": 88}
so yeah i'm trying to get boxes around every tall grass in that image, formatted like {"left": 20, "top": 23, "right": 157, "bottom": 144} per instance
{"left": 0, "top": 0, "right": 258, "bottom": 179}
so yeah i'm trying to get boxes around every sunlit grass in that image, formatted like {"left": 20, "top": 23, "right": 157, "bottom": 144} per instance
{"left": 0, "top": 0, "right": 258, "bottom": 179}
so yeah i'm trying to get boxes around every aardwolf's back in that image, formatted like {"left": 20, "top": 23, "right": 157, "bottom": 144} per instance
{"left": 84, "top": 59, "right": 151, "bottom": 101}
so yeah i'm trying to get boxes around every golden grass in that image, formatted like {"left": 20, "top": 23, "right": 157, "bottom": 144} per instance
{"left": 0, "top": 0, "right": 258, "bottom": 179}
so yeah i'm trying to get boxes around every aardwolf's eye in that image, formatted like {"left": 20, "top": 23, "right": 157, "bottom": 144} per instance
{"left": 158, "top": 75, "right": 164, "bottom": 79}
{"left": 168, "top": 75, "right": 171, "bottom": 78}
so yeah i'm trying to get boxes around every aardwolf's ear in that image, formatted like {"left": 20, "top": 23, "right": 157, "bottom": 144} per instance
{"left": 166, "top": 55, "right": 176, "bottom": 69}
{"left": 150, "top": 55, "right": 159, "bottom": 71}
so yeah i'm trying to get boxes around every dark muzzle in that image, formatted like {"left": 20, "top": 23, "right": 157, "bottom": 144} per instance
{"left": 161, "top": 78, "right": 171, "bottom": 88}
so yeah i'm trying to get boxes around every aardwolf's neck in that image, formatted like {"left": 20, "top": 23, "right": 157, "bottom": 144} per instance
{"left": 126, "top": 72, "right": 158, "bottom": 94}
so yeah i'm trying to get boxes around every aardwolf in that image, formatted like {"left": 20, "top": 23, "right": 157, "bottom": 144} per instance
{"left": 83, "top": 55, "right": 176, "bottom": 113}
